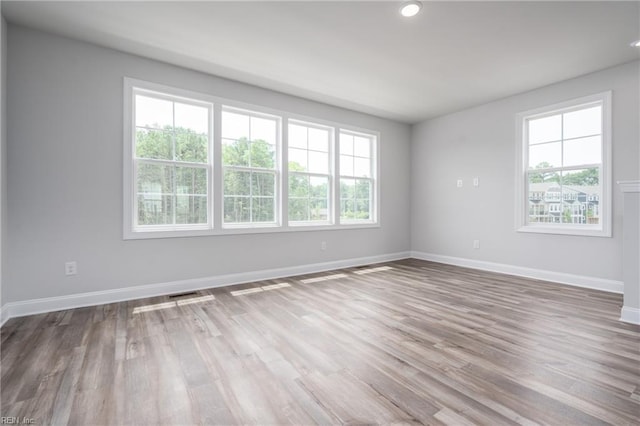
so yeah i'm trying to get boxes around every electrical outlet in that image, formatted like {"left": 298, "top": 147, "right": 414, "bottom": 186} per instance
{"left": 321, "top": 241, "right": 327, "bottom": 251}
{"left": 457, "top": 179, "right": 463, "bottom": 188}
{"left": 65, "top": 261, "right": 77, "bottom": 276}
{"left": 473, "top": 240, "right": 480, "bottom": 249}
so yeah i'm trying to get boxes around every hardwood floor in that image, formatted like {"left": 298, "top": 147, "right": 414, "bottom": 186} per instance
{"left": 1, "top": 259, "right": 639, "bottom": 425}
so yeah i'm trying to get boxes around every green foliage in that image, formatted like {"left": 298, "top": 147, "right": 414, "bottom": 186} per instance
{"left": 288, "top": 174, "right": 329, "bottom": 221}
{"left": 136, "top": 126, "right": 208, "bottom": 225}
{"left": 223, "top": 137, "right": 275, "bottom": 168}
{"left": 530, "top": 162, "right": 599, "bottom": 186}
{"left": 135, "top": 131, "right": 373, "bottom": 224}
{"left": 562, "top": 168, "right": 599, "bottom": 186}
{"left": 136, "top": 126, "right": 207, "bottom": 163}
{"left": 340, "top": 179, "right": 372, "bottom": 220}
{"left": 222, "top": 137, "right": 276, "bottom": 223}
{"left": 529, "top": 162, "right": 560, "bottom": 183}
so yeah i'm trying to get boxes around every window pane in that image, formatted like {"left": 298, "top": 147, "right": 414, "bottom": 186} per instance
{"left": 289, "top": 148, "right": 308, "bottom": 172}
{"left": 340, "top": 134, "right": 354, "bottom": 155}
{"left": 137, "top": 162, "right": 173, "bottom": 225}
{"left": 222, "top": 138, "right": 250, "bottom": 166}
{"left": 528, "top": 142, "right": 561, "bottom": 169}
{"left": 562, "top": 168, "right": 599, "bottom": 187}
{"left": 356, "top": 199, "right": 371, "bottom": 219}
{"left": 289, "top": 173, "right": 310, "bottom": 198}
{"left": 250, "top": 141, "right": 276, "bottom": 169}
{"left": 527, "top": 176, "right": 549, "bottom": 223}
{"left": 310, "top": 198, "right": 328, "bottom": 221}
{"left": 354, "top": 136, "right": 371, "bottom": 157}
{"left": 222, "top": 111, "right": 249, "bottom": 140}
{"left": 308, "top": 151, "right": 328, "bottom": 174}
{"left": 310, "top": 176, "right": 329, "bottom": 199}
{"left": 340, "top": 178, "right": 356, "bottom": 221}
{"left": 251, "top": 116, "right": 277, "bottom": 145}
{"left": 340, "top": 178, "right": 355, "bottom": 200}
{"left": 563, "top": 106, "right": 601, "bottom": 140}
{"left": 355, "top": 179, "right": 372, "bottom": 200}
{"left": 528, "top": 114, "right": 561, "bottom": 144}
{"left": 135, "top": 95, "right": 173, "bottom": 129}
{"left": 289, "top": 124, "right": 307, "bottom": 149}
{"left": 224, "top": 197, "right": 250, "bottom": 223}
{"left": 138, "top": 194, "right": 173, "bottom": 225}
{"left": 176, "top": 167, "right": 207, "bottom": 195}
{"left": 561, "top": 168, "right": 600, "bottom": 225}
{"left": 340, "top": 198, "right": 354, "bottom": 219}
{"left": 137, "top": 163, "right": 173, "bottom": 195}
{"left": 175, "top": 103, "right": 209, "bottom": 134}
{"left": 289, "top": 198, "right": 308, "bottom": 221}
{"left": 527, "top": 168, "right": 560, "bottom": 185}
{"left": 176, "top": 195, "right": 207, "bottom": 224}
{"left": 252, "top": 172, "right": 275, "bottom": 197}
{"left": 224, "top": 170, "right": 250, "bottom": 196}
{"left": 563, "top": 136, "right": 601, "bottom": 167}
{"left": 354, "top": 157, "right": 371, "bottom": 177}
{"left": 136, "top": 128, "right": 172, "bottom": 160}
{"left": 340, "top": 155, "right": 354, "bottom": 176}
{"left": 253, "top": 197, "right": 275, "bottom": 222}
{"left": 309, "top": 128, "right": 329, "bottom": 152}
{"left": 175, "top": 130, "right": 208, "bottom": 163}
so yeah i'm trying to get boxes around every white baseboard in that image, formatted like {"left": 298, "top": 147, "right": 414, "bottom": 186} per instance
{"left": 620, "top": 306, "right": 640, "bottom": 325}
{"left": 410, "top": 251, "right": 624, "bottom": 294}
{"left": 0, "top": 251, "right": 410, "bottom": 327}
{"left": 2, "top": 250, "right": 627, "bottom": 328}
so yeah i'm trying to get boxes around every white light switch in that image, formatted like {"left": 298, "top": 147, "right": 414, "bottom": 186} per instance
{"left": 473, "top": 177, "right": 479, "bottom": 187}
{"left": 457, "top": 179, "right": 463, "bottom": 188}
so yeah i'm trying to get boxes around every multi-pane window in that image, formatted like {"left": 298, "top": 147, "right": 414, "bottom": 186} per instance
{"left": 517, "top": 92, "right": 611, "bottom": 236}
{"left": 125, "top": 79, "right": 379, "bottom": 239}
{"left": 288, "top": 121, "right": 332, "bottom": 224}
{"left": 222, "top": 107, "right": 279, "bottom": 226}
{"left": 133, "top": 89, "right": 211, "bottom": 230}
{"left": 339, "top": 131, "right": 376, "bottom": 222}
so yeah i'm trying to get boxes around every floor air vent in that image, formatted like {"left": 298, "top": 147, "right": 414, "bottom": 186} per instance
{"left": 168, "top": 291, "right": 199, "bottom": 299}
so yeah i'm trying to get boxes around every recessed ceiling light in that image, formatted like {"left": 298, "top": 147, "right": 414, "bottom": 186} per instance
{"left": 400, "top": 1, "right": 422, "bottom": 18}
{"left": 631, "top": 40, "right": 640, "bottom": 47}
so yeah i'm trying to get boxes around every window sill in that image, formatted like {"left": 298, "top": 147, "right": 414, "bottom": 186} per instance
{"left": 124, "top": 222, "right": 380, "bottom": 240}
{"left": 517, "top": 224, "right": 611, "bottom": 238}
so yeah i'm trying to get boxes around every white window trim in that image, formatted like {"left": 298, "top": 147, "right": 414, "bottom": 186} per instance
{"left": 287, "top": 118, "right": 334, "bottom": 226}
{"left": 220, "top": 105, "right": 282, "bottom": 228}
{"left": 514, "top": 91, "right": 612, "bottom": 237}
{"left": 123, "top": 77, "right": 380, "bottom": 240}
{"left": 123, "top": 78, "right": 218, "bottom": 240}
{"left": 338, "top": 129, "right": 379, "bottom": 225}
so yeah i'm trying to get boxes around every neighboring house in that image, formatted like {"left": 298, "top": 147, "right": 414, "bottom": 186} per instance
{"left": 528, "top": 183, "right": 600, "bottom": 224}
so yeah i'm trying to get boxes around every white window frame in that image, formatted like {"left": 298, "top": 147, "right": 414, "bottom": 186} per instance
{"left": 124, "top": 78, "right": 216, "bottom": 239}
{"left": 124, "top": 77, "right": 380, "bottom": 240}
{"left": 338, "top": 129, "right": 378, "bottom": 224}
{"left": 221, "top": 105, "right": 282, "bottom": 229}
{"left": 515, "top": 91, "right": 612, "bottom": 237}
{"left": 287, "top": 119, "right": 334, "bottom": 226}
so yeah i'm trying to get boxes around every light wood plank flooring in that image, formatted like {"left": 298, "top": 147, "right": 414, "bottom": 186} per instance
{"left": 1, "top": 259, "right": 639, "bottom": 425}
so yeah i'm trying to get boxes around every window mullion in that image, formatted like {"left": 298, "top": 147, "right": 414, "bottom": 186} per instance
{"left": 281, "top": 119, "right": 289, "bottom": 228}
{"left": 127, "top": 78, "right": 378, "bottom": 238}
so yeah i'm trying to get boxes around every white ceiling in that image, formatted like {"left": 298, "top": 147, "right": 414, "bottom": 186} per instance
{"left": 2, "top": 1, "right": 639, "bottom": 123}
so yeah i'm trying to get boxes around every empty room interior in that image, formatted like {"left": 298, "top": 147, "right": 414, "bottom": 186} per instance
{"left": 1, "top": 1, "right": 639, "bottom": 425}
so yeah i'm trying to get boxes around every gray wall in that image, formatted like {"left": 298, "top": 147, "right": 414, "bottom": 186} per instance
{"left": 621, "top": 190, "right": 640, "bottom": 311}
{"left": 411, "top": 60, "right": 640, "bottom": 281}
{"left": 1, "top": 16, "right": 5, "bottom": 306}
{"left": 4, "top": 25, "right": 411, "bottom": 304}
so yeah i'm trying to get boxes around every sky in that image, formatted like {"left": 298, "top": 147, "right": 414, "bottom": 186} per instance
{"left": 528, "top": 105, "right": 602, "bottom": 170}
